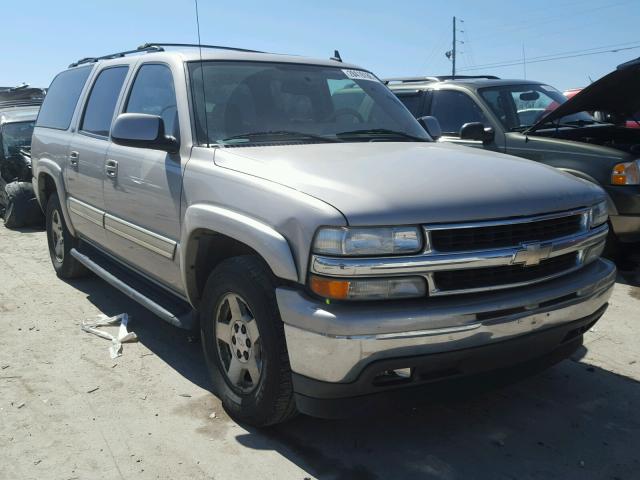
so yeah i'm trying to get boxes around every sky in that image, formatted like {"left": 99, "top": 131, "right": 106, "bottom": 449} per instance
{"left": 3, "top": 0, "right": 639, "bottom": 91}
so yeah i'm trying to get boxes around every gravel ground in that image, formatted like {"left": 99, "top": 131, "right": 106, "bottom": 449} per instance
{"left": 1, "top": 226, "right": 639, "bottom": 480}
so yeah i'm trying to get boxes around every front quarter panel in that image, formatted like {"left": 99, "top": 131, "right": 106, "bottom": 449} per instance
{"left": 505, "top": 132, "right": 625, "bottom": 184}
{"left": 180, "top": 147, "right": 346, "bottom": 303}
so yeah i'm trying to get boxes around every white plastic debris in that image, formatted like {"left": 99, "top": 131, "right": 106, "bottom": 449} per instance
{"left": 81, "top": 313, "right": 138, "bottom": 359}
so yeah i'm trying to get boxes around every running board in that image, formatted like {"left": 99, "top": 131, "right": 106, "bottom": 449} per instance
{"left": 70, "top": 247, "right": 196, "bottom": 330}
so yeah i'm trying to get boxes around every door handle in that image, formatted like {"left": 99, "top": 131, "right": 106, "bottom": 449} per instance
{"left": 105, "top": 159, "right": 118, "bottom": 178}
{"left": 69, "top": 151, "right": 79, "bottom": 167}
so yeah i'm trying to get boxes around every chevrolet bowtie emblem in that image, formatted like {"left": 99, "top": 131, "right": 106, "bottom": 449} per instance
{"left": 512, "top": 242, "right": 553, "bottom": 267}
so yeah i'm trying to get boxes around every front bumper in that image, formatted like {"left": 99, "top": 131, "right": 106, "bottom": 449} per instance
{"left": 605, "top": 185, "right": 640, "bottom": 241}
{"left": 277, "top": 258, "right": 615, "bottom": 409}
{"left": 609, "top": 214, "right": 640, "bottom": 242}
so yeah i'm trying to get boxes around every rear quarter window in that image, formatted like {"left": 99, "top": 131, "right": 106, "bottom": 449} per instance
{"left": 36, "top": 67, "right": 92, "bottom": 130}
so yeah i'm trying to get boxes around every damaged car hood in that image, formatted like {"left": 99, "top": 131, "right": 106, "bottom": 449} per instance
{"left": 214, "top": 142, "right": 604, "bottom": 226}
{"left": 529, "top": 56, "right": 640, "bottom": 131}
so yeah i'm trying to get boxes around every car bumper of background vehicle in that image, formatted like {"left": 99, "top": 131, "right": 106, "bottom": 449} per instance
{"left": 605, "top": 185, "right": 640, "bottom": 212}
{"left": 277, "top": 257, "right": 614, "bottom": 391}
{"left": 609, "top": 214, "right": 640, "bottom": 242}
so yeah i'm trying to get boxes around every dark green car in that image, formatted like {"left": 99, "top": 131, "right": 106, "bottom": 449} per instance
{"left": 386, "top": 58, "right": 640, "bottom": 247}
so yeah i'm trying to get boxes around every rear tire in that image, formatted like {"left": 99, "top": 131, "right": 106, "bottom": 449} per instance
{"left": 45, "top": 193, "right": 87, "bottom": 279}
{"left": 200, "top": 255, "right": 297, "bottom": 427}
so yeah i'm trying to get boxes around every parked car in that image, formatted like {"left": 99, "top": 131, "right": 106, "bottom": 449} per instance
{"left": 387, "top": 59, "right": 640, "bottom": 249}
{"left": 32, "top": 44, "right": 614, "bottom": 426}
{"left": 0, "top": 86, "right": 45, "bottom": 227}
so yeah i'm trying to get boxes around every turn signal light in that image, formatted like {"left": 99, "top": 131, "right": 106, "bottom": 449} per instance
{"left": 611, "top": 161, "right": 640, "bottom": 185}
{"left": 309, "top": 275, "right": 426, "bottom": 301}
{"left": 310, "top": 276, "right": 350, "bottom": 300}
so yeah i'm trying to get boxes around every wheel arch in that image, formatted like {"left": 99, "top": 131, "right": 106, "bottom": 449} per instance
{"left": 181, "top": 204, "right": 299, "bottom": 308}
{"left": 35, "top": 159, "right": 76, "bottom": 236}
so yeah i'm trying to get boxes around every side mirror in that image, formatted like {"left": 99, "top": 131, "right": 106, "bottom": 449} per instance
{"left": 111, "top": 113, "right": 179, "bottom": 153}
{"left": 460, "top": 122, "right": 495, "bottom": 143}
{"left": 417, "top": 116, "right": 442, "bottom": 140}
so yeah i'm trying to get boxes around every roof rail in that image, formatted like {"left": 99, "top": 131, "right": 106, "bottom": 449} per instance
{"left": 68, "top": 43, "right": 266, "bottom": 68}
{"left": 383, "top": 76, "right": 441, "bottom": 85}
{"left": 138, "top": 43, "right": 264, "bottom": 54}
{"left": 435, "top": 75, "right": 500, "bottom": 80}
{"left": 383, "top": 74, "right": 500, "bottom": 85}
{"left": 68, "top": 45, "right": 165, "bottom": 68}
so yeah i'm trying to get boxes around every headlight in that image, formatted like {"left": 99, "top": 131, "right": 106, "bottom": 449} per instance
{"left": 310, "top": 275, "right": 426, "bottom": 300}
{"left": 590, "top": 200, "right": 608, "bottom": 228}
{"left": 313, "top": 226, "right": 422, "bottom": 256}
{"left": 611, "top": 160, "right": 640, "bottom": 185}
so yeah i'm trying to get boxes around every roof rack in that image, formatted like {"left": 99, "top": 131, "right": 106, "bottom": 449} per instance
{"left": 69, "top": 45, "right": 165, "bottom": 68}
{"left": 383, "top": 74, "right": 500, "bottom": 85}
{"left": 138, "top": 43, "right": 264, "bottom": 54}
{"left": 68, "top": 43, "right": 265, "bottom": 69}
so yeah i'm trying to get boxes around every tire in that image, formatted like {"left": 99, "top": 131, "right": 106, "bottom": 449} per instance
{"left": 3, "top": 182, "right": 44, "bottom": 229}
{"left": 602, "top": 220, "right": 621, "bottom": 263}
{"left": 45, "top": 193, "right": 87, "bottom": 279}
{"left": 200, "top": 255, "right": 297, "bottom": 427}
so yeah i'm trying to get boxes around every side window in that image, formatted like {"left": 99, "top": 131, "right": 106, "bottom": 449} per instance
{"left": 80, "top": 67, "right": 128, "bottom": 137}
{"left": 430, "top": 90, "right": 488, "bottom": 136}
{"left": 36, "top": 67, "right": 92, "bottom": 130}
{"left": 125, "top": 64, "right": 178, "bottom": 136}
{"left": 395, "top": 92, "right": 425, "bottom": 117}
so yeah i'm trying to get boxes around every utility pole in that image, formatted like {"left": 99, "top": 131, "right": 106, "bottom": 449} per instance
{"left": 452, "top": 16, "right": 456, "bottom": 78}
{"left": 522, "top": 43, "right": 527, "bottom": 79}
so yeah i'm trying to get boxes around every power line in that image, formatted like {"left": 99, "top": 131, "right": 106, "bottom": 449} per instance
{"left": 468, "top": 0, "right": 633, "bottom": 43}
{"left": 464, "top": 40, "right": 640, "bottom": 68}
{"left": 458, "top": 41, "right": 640, "bottom": 71}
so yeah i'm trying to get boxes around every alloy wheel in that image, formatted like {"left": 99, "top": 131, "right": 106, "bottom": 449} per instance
{"left": 50, "top": 209, "right": 65, "bottom": 262}
{"left": 214, "top": 293, "right": 263, "bottom": 393}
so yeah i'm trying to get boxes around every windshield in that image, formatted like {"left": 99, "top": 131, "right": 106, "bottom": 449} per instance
{"left": 479, "top": 84, "right": 594, "bottom": 131}
{"left": 188, "top": 61, "right": 429, "bottom": 146}
{"left": 1, "top": 121, "right": 35, "bottom": 159}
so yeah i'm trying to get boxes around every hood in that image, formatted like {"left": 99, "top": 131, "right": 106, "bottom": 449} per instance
{"left": 214, "top": 142, "right": 604, "bottom": 226}
{"left": 530, "top": 56, "right": 640, "bottom": 130}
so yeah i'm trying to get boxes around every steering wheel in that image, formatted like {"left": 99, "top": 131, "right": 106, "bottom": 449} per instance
{"left": 326, "top": 108, "right": 364, "bottom": 123}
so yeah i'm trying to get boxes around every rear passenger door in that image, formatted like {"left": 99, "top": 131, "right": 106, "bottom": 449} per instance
{"left": 428, "top": 89, "right": 503, "bottom": 152}
{"left": 66, "top": 66, "right": 129, "bottom": 244}
{"left": 394, "top": 91, "right": 427, "bottom": 117}
{"left": 102, "top": 63, "right": 183, "bottom": 291}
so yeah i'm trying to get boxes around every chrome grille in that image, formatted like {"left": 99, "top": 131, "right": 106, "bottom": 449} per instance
{"left": 430, "top": 214, "right": 583, "bottom": 252}
{"left": 433, "top": 252, "right": 579, "bottom": 292}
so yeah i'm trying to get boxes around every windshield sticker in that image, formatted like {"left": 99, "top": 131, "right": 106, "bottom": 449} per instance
{"left": 342, "top": 69, "right": 379, "bottom": 82}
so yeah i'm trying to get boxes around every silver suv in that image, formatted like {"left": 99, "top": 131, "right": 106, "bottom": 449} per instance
{"left": 31, "top": 44, "right": 615, "bottom": 426}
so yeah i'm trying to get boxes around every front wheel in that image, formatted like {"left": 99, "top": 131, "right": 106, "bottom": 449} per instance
{"left": 45, "top": 193, "right": 87, "bottom": 279}
{"left": 200, "top": 255, "right": 297, "bottom": 427}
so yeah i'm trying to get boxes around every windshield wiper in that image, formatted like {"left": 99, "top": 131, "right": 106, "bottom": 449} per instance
{"left": 533, "top": 120, "right": 583, "bottom": 130}
{"left": 335, "top": 128, "right": 428, "bottom": 141}
{"left": 221, "top": 130, "right": 340, "bottom": 144}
